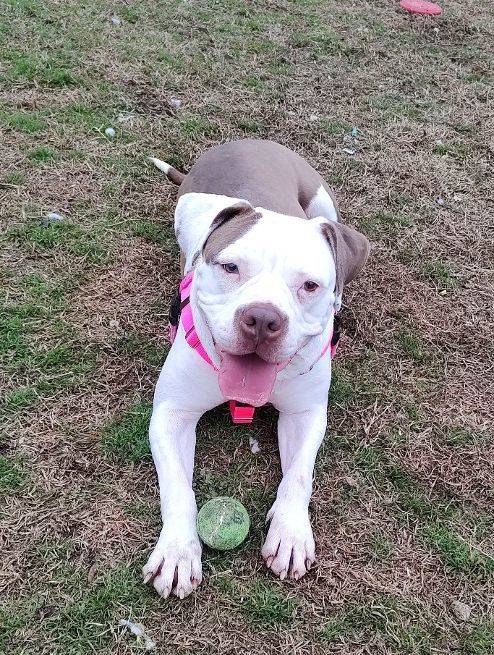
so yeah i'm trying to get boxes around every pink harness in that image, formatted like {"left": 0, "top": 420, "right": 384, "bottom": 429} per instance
{"left": 169, "top": 271, "right": 338, "bottom": 424}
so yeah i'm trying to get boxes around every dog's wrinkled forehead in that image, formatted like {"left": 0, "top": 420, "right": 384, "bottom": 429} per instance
{"left": 202, "top": 202, "right": 261, "bottom": 263}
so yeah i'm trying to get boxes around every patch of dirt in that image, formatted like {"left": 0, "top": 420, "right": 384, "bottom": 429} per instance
{"left": 74, "top": 239, "right": 177, "bottom": 343}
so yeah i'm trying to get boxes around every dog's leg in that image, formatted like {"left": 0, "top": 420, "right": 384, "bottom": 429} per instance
{"left": 262, "top": 405, "right": 327, "bottom": 580}
{"left": 143, "top": 403, "right": 202, "bottom": 599}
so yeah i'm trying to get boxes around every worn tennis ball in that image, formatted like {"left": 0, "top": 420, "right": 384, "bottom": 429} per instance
{"left": 197, "top": 497, "right": 250, "bottom": 550}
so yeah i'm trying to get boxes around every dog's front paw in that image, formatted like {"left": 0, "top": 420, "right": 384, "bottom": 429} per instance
{"left": 261, "top": 501, "right": 315, "bottom": 581}
{"left": 143, "top": 526, "right": 202, "bottom": 599}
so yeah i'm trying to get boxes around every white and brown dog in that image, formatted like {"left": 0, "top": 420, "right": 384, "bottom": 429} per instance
{"left": 144, "top": 139, "right": 370, "bottom": 599}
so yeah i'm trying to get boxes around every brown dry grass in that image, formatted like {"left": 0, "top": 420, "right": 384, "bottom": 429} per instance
{"left": 1, "top": 0, "right": 493, "bottom": 653}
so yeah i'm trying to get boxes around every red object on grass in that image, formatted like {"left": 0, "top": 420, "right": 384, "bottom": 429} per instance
{"left": 399, "top": 0, "right": 442, "bottom": 15}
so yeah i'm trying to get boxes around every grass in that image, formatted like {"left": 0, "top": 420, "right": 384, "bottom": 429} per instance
{"left": 2, "top": 387, "right": 38, "bottom": 413}
{"left": 236, "top": 117, "right": 264, "bottom": 134}
{"left": 1, "top": 0, "right": 493, "bottom": 652}
{"left": 57, "top": 567, "right": 151, "bottom": 646}
{"left": 0, "top": 598, "right": 39, "bottom": 653}
{"left": 421, "top": 260, "right": 459, "bottom": 291}
{"left": 328, "top": 368, "right": 356, "bottom": 406}
{"left": 129, "top": 220, "right": 175, "bottom": 248}
{"left": 2, "top": 111, "right": 45, "bottom": 133}
{"left": 434, "top": 141, "right": 470, "bottom": 160}
{"left": 320, "top": 595, "right": 436, "bottom": 653}
{"left": 421, "top": 525, "right": 494, "bottom": 579}
{"left": 3, "top": 170, "right": 26, "bottom": 185}
{"left": 0, "top": 288, "right": 97, "bottom": 405}
{"left": 0, "top": 457, "right": 26, "bottom": 493}
{"left": 461, "top": 623, "right": 494, "bottom": 655}
{"left": 442, "top": 428, "right": 478, "bottom": 446}
{"left": 395, "top": 328, "right": 428, "bottom": 363}
{"left": 101, "top": 401, "right": 152, "bottom": 462}
{"left": 28, "top": 146, "right": 57, "bottom": 163}
{"left": 7, "top": 222, "right": 108, "bottom": 265}
{"left": 0, "top": 566, "right": 156, "bottom": 654}
{"left": 369, "top": 529, "right": 393, "bottom": 562}
{"left": 4, "top": 51, "right": 78, "bottom": 87}
{"left": 114, "top": 333, "right": 165, "bottom": 367}
{"left": 317, "top": 118, "right": 352, "bottom": 135}
{"left": 242, "top": 580, "right": 296, "bottom": 627}
{"left": 320, "top": 617, "right": 347, "bottom": 643}
{"left": 360, "top": 210, "right": 412, "bottom": 239}
{"left": 354, "top": 447, "right": 494, "bottom": 579}
{"left": 180, "top": 117, "right": 219, "bottom": 139}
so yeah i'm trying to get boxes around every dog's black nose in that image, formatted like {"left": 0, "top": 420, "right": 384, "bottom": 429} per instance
{"left": 239, "top": 304, "right": 286, "bottom": 344}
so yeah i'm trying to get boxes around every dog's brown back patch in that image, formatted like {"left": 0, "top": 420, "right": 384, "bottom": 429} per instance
{"left": 178, "top": 139, "right": 328, "bottom": 219}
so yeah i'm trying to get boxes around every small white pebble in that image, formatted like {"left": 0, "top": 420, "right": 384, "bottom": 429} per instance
{"left": 111, "top": 15, "right": 122, "bottom": 25}
{"left": 109, "top": 319, "right": 120, "bottom": 329}
{"left": 309, "top": 113, "right": 319, "bottom": 122}
{"left": 249, "top": 436, "right": 260, "bottom": 454}
{"left": 168, "top": 97, "right": 181, "bottom": 110}
{"left": 42, "top": 212, "right": 63, "bottom": 226}
{"left": 47, "top": 212, "right": 63, "bottom": 222}
{"left": 117, "top": 112, "right": 134, "bottom": 124}
{"left": 435, "top": 139, "right": 444, "bottom": 146}
{"left": 343, "top": 147, "right": 356, "bottom": 155}
{"left": 450, "top": 600, "right": 471, "bottom": 622}
{"left": 436, "top": 196, "right": 445, "bottom": 206}
{"left": 105, "top": 127, "right": 116, "bottom": 138}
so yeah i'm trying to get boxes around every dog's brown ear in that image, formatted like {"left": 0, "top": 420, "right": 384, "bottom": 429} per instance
{"left": 202, "top": 201, "right": 260, "bottom": 263}
{"left": 322, "top": 222, "right": 370, "bottom": 297}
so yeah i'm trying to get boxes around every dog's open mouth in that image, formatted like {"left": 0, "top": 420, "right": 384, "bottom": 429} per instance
{"left": 218, "top": 351, "right": 284, "bottom": 406}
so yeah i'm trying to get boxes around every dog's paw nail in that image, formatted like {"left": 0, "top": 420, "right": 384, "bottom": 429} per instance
{"left": 305, "top": 558, "right": 313, "bottom": 570}
{"left": 293, "top": 570, "right": 300, "bottom": 581}
{"left": 145, "top": 531, "right": 202, "bottom": 600}
{"left": 279, "top": 569, "right": 287, "bottom": 581}
{"left": 266, "top": 556, "right": 274, "bottom": 567}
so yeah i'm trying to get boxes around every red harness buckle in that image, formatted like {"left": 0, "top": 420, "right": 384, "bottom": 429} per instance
{"left": 229, "top": 401, "right": 256, "bottom": 424}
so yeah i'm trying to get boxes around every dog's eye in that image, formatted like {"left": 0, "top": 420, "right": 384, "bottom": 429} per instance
{"left": 222, "top": 263, "right": 239, "bottom": 274}
{"left": 304, "top": 281, "right": 319, "bottom": 292}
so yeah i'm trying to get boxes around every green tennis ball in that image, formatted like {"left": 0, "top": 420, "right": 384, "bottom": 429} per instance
{"left": 197, "top": 497, "right": 250, "bottom": 550}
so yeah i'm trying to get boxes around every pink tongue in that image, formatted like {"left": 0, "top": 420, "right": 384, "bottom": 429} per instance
{"left": 219, "top": 352, "right": 279, "bottom": 406}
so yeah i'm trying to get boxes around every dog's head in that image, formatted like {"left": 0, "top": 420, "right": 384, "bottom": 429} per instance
{"left": 181, "top": 197, "right": 370, "bottom": 367}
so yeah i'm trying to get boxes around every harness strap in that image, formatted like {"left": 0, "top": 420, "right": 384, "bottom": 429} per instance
{"left": 179, "top": 273, "right": 216, "bottom": 369}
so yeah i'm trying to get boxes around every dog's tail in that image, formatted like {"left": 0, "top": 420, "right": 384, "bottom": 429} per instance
{"left": 148, "top": 156, "right": 186, "bottom": 185}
